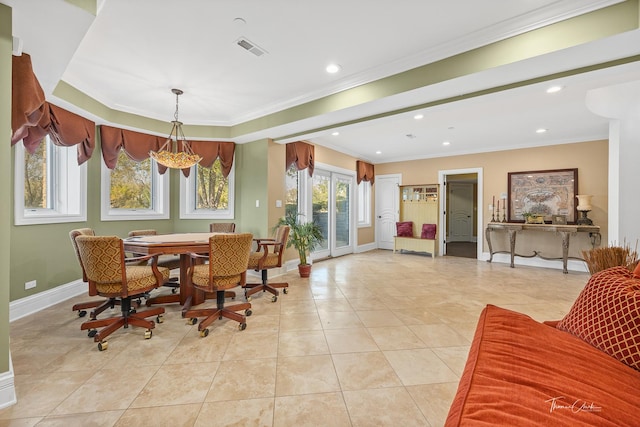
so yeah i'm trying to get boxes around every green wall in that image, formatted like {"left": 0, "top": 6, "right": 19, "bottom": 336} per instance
{"left": 1, "top": 2, "right": 12, "bottom": 375}
{"left": 234, "top": 140, "right": 270, "bottom": 238}
{"left": 8, "top": 133, "right": 271, "bottom": 301}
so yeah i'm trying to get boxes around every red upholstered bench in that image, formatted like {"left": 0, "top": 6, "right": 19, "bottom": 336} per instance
{"left": 393, "top": 222, "right": 437, "bottom": 258}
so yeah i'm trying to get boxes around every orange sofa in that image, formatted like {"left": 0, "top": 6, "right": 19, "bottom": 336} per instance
{"left": 445, "top": 303, "right": 640, "bottom": 426}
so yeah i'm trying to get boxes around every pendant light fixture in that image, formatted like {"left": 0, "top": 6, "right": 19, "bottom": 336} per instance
{"left": 149, "top": 88, "right": 202, "bottom": 169}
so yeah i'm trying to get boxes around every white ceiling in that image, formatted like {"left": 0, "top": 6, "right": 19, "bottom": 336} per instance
{"left": 4, "top": 0, "right": 640, "bottom": 163}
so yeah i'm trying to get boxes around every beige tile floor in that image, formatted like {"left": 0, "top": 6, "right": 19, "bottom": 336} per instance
{"left": 0, "top": 250, "right": 589, "bottom": 426}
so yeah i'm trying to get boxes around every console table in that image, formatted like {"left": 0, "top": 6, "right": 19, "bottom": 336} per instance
{"left": 485, "top": 223, "right": 601, "bottom": 274}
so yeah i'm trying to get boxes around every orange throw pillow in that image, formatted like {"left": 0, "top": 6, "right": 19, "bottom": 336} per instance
{"left": 557, "top": 266, "right": 640, "bottom": 371}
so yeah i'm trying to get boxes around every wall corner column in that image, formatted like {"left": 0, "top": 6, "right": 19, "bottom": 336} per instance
{"left": 586, "top": 79, "right": 640, "bottom": 244}
{"left": 0, "top": 3, "right": 17, "bottom": 410}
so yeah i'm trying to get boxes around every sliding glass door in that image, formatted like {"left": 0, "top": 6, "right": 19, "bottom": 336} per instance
{"left": 300, "top": 165, "right": 354, "bottom": 260}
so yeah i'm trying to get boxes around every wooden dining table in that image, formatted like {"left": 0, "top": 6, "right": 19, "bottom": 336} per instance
{"left": 123, "top": 232, "right": 222, "bottom": 316}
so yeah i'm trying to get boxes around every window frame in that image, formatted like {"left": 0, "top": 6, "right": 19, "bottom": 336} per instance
{"left": 14, "top": 137, "right": 87, "bottom": 226}
{"left": 100, "top": 153, "right": 169, "bottom": 221}
{"left": 179, "top": 161, "right": 235, "bottom": 220}
{"left": 357, "top": 181, "right": 372, "bottom": 227}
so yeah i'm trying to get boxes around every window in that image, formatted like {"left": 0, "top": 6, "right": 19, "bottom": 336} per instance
{"left": 285, "top": 164, "right": 300, "bottom": 217}
{"left": 180, "top": 158, "right": 235, "bottom": 219}
{"left": 14, "top": 135, "right": 87, "bottom": 225}
{"left": 357, "top": 181, "right": 372, "bottom": 227}
{"left": 101, "top": 150, "right": 169, "bottom": 220}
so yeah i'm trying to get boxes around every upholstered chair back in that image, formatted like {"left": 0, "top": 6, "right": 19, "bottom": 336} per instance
{"left": 210, "top": 223, "right": 236, "bottom": 233}
{"left": 273, "top": 226, "right": 290, "bottom": 258}
{"left": 69, "top": 228, "right": 95, "bottom": 283}
{"left": 128, "top": 229, "right": 157, "bottom": 237}
{"left": 191, "top": 233, "right": 252, "bottom": 291}
{"left": 76, "top": 235, "right": 169, "bottom": 297}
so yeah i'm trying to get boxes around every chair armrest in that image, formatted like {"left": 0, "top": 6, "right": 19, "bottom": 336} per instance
{"left": 124, "top": 253, "right": 159, "bottom": 264}
{"left": 186, "top": 252, "right": 209, "bottom": 261}
{"left": 254, "top": 241, "right": 285, "bottom": 267}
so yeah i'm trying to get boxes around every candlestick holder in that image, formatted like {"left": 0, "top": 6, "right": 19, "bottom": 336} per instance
{"left": 491, "top": 208, "right": 496, "bottom": 222}
{"left": 496, "top": 203, "right": 500, "bottom": 222}
{"left": 501, "top": 211, "right": 506, "bottom": 223}
{"left": 576, "top": 209, "right": 593, "bottom": 225}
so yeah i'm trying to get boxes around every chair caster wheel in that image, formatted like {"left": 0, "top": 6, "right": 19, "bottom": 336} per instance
{"left": 156, "top": 314, "right": 164, "bottom": 323}
{"left": 245, "top": 309, "right": 252, "bottom": 316}
{"left": 283, "top": 288, "right": 288, "bottom": 294}
{"left": 246, "top": 295, "right": 252, "bottom": 302}
{"left": 200, "top": 328, "right": 209, "bottom": 338}
{"left": 144, "top": 330, "right": 152, "bottom": 339}
{"left": 98, "top": 341, "right": 108, "bottom": 351}
{"left": 129, "top": 308, "right": 137, "bottom": 314}
{"left": 239, "top": 323, "right": 247, "bottom": 331}
{"left": 88, "top": 329, "right": 97, "bottom": 338}
{"left": 187, "top": 318, "right": 198, "bottom": 325}
{"left": 78, "top": 310, "right": 87, "bottom": 317}
{"left": 271, "top": 295, "right": 278, "bottom": 303}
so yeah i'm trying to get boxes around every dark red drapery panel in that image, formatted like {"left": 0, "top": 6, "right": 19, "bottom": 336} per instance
{"left": 189, "top": 141, "right": 235, "bottom": 178}
{"left": 11, "top": 53, "right": 46, "bottom": 146}
{"left": 285, "top": 141, "right": 314, "bottom": 177}
{"left": 12, "top": 54, "right": 95, "bottom": 164}
{"left": 100, "top": 125, "right": 169, "bottom": 174}
{"left": 356, "top": 160, "right": 375, "bottom": 184}
{"left": 47, "top": 104, "right": 95, "bottom": 165}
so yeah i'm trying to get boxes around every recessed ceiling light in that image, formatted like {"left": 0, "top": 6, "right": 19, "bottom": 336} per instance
{"left": 326, "top": 63, "right": 341, "bottom": 74}
{"left": 414, "top": 114, "right": 424, "bottom": 120}
{"left": 405, "top": 133, "right": 416, "bottom": 139}
{"left": 442, "top": 141, "right": 450, "bottom": 146}
{"left": 233, "top": 17, "right": 246, "bottom": 25}
{"left": 331, "top": 131, "right": 339, "bottom": 136}
{"left": 536, "top": 128, "right": 547, "bottom": 134}
{"left": 375, "top": 151, "right": 382, "bottom": 155}
{"left": 546, "top": 85, "right": 563, "bottom": 94}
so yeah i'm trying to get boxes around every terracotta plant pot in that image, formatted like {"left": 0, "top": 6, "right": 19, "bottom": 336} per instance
{"left": 298, "top": 264, "right": 312, "bottom": 278}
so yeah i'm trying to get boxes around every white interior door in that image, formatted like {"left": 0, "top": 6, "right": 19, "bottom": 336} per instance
{"left": 375, "top": 174, "right": 401, "bottom": 250}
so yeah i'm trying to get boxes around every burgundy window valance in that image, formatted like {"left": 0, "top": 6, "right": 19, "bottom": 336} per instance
{"left": 99, "top": 125, "right": 169, "bottom": 174}
{"left": 188, "top": 141, "right": 235, "bottom": 178}
{"left": 100, "top": 126, "right": 235, "bottom": 177}
{"left": 11, "top": 54, "right": 95, "bottom": 165}
{"left": 286, "top": 141, "right": 314, "bottom": 177}
{"left": 356, "top": 160, "right": 375, "bottom": 184}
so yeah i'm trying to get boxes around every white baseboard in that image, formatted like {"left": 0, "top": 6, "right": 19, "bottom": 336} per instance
{"left": 0, "top": 353, "right": 16, "bottom": 410}
{"left": 356, "top": 242, "right": 377, "bottom": 253}
{"left": 480, "top": 252, "right": 589, "bottom": 273}
{"left": 10, "top": 279, "right": 86, "bottom": 323}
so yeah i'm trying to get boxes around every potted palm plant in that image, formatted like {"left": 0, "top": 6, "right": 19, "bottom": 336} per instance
{"left": 276, "top": 212, "right": 324, "bottom": 277}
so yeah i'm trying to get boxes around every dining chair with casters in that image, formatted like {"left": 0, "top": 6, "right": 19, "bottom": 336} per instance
{"left": 184, "top": 233, "right": 253, "bottom": 337}
{"left": 209, "top": 222, "right": 236, "bottom": 233}
{"left": 244, "top": 225, "right": 290, "bottom": 303}
{"left": 128, "top": 229, "right": 180, "bottom": 294}
{"left": 75, "top": 235, "right": 169, "bottom": 351}
{"left": 69, "top": 228, "right": 127, "bottom": 320}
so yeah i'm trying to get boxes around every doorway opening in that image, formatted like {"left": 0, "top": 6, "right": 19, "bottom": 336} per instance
{"left": 438, "top": 168, "right": 483, "bottom": 259}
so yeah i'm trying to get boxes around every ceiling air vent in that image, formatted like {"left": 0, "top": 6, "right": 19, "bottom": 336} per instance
{"left": 236, "top": 37, "right": 267, "bottom": 57}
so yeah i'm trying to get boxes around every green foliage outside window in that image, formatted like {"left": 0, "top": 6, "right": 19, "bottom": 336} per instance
{"left": 285, "top": 164, "right": 299, "bottom": 217}
{"left": 196, "top": 159, "right": 228, "bottom": 210}
{"left": 110, "top": 151, "right": 152, "bottom": 209}
{"left": 24, "top": 139, "right": 47, "bottom": 209}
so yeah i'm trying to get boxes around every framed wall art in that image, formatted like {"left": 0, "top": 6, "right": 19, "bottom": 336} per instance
{"left": 507, "top": 168, "right": 578, "bottom": 223}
